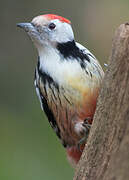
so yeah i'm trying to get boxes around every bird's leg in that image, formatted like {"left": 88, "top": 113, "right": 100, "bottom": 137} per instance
{"left": 77, "top": 117, "right": 92, "bottom": 151}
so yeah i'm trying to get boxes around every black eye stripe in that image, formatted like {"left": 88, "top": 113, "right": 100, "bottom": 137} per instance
{"left": 48, "top": 23, "right": 56, "bottom": 30}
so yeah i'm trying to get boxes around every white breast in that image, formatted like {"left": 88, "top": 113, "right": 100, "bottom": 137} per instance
{"left": 38, "top": 42, "right": 104, "bottom": 90}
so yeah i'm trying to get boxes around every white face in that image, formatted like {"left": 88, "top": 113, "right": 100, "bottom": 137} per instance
{"left": 30, "top": 16, "right": 74, "bottom": 48}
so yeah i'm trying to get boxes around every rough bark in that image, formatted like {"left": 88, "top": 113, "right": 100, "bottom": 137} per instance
{"left": 74, "top": 23, "right": 129, "bottom": 180}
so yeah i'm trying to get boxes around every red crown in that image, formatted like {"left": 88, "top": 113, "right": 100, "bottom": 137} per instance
{"left": 42, "top": 14, "right": 71, "bottom": 24}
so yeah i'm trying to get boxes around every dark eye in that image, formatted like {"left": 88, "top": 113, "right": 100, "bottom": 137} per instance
{"left": 48, "top": 23, "right": 56, "bottom": 30}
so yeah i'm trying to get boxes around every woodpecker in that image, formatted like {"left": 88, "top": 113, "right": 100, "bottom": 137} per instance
{"left": 17, "top": 14, "right": 104, "bottom": 166}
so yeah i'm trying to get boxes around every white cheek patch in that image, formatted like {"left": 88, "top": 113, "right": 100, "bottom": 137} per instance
{"left": 49, "top": 20, "right": 74, "bottom": 43}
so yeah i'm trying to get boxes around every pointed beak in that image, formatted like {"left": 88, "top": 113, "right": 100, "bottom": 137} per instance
{"left": 17, "top": 22, "right": 43, "bottom": 46}
{"left": 17, "top": 23, "right": 35, "bottom": 32}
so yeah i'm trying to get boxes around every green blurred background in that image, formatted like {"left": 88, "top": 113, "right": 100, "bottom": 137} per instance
{"left": 1, "top": 0, "right": 129, "bottom": 179}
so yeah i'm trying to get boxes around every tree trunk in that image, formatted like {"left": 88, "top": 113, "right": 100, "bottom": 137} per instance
{"left": 74, "top": 23, "right": 129, "bottom": 180}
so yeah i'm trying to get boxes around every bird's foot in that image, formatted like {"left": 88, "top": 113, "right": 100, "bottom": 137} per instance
{"left": 77, "top": 117, "right": 92, "bottom": 152}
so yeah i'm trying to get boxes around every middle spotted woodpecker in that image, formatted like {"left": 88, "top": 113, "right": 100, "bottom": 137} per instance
{"left": 17, "top": 14, "right": 104, "bottom": 166}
